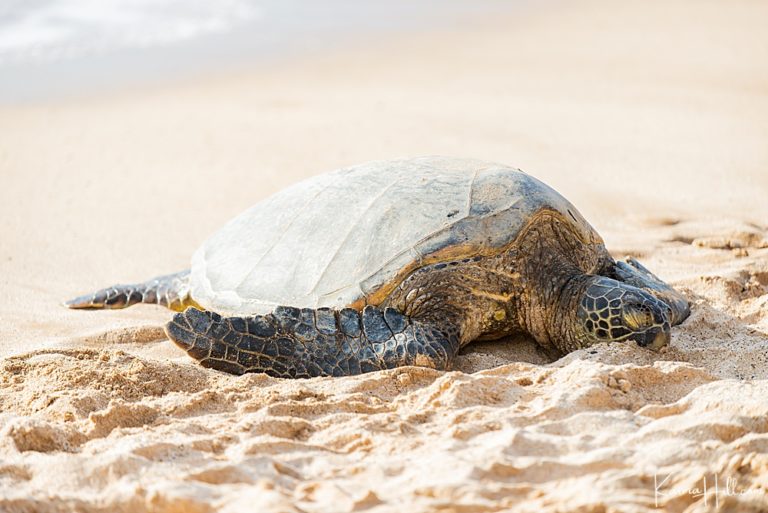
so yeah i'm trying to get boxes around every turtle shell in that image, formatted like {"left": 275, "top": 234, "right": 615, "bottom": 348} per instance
{"left": 190, "top": 156, "right": 600, "bottom": 315}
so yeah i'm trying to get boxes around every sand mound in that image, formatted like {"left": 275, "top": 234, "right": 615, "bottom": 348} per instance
{"left": 0, "top": 343, "right": 766, "bottom": 513}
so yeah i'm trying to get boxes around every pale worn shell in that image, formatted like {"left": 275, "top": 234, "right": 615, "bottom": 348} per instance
{"left": 190, "top": 156, "right": 598, "bottom": 315}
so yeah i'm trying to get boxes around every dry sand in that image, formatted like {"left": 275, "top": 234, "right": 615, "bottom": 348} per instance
{"left": 1, "top": 0, "right": 768, "bottom": 511}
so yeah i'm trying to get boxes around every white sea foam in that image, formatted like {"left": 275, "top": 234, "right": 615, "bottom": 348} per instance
{"left": 0, "top": 0, "right": 511, "bottom": 103}
{"left": 0, "top": 0, "right": 260, "bottom": 63}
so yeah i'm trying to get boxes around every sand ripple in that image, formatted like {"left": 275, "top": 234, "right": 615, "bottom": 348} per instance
{"left": 0, "top": 341, "right": 766, "bottom": 513}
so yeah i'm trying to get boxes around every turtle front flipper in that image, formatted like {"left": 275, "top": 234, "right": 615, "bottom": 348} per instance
{"left": 612, "top": 258, "right": 690, "bottom": 325}
{"left": 165, "top": 305, "right": 461, "bottom": 378}
{"left": 65, "top": 270, "right": 199, "bottom": 312}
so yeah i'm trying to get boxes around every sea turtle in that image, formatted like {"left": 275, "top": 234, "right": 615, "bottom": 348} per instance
{"left": 67, "top": 156, "right": 690, "bottom": 378}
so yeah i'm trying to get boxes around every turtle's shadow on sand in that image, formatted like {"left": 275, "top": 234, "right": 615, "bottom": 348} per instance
{"left": 455, "top": 335, "right": 551, "bottom": 374}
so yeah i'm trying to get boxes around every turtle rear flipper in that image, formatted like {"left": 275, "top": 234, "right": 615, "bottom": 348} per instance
{"left": 65, "top": 270, "right": 197, "bottom": 312}
{"left": 165, "top": 305, "right": 461, "bottom": 378}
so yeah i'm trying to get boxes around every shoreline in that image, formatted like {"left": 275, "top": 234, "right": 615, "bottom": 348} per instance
{"left": 0, "top": 0, "right": 522, "bottom": 105}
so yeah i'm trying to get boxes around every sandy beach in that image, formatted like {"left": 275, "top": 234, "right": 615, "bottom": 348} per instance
{"left": 1, "top": 0, "right": 768, "bottom": 511}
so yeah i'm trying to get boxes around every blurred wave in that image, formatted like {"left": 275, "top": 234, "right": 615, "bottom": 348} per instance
{"left": 0, "top": 0, "right": 259, "bottom": 63}
{"left": 0, "top": 0, "right": 259, "bottom": 64}
{"left": 0, "top": 0, "right": 513, "bottom": 103}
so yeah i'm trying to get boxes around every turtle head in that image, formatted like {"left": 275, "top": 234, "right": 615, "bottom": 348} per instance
{"left": 576, "top": 277, "right": 671, "bottom": 351}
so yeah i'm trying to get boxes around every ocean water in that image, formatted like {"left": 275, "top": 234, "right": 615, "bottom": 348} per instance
{"left": 0, "top": 0, "right": 510, "bottom": 103}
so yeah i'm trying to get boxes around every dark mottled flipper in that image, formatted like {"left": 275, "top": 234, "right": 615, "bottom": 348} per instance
{"left": 65, "top": 270, "right": 197, "bottom": 312}
{"left": 165, "top": 305, "right": 461, "bottom": 378}
{"left": 613, "top": 258, "right": 690, "bottom": 325}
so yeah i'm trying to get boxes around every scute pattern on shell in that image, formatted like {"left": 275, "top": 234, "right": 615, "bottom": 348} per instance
{"left": 190, "top": 156, "right": 598, "bottom": 315}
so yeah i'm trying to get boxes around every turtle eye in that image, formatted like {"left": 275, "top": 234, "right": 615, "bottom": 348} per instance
{"left": 623, "top": 304, "right": 654, "bottom": 330}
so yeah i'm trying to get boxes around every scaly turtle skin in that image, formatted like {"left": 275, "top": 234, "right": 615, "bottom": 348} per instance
{"left": 67, "top": 157, "right": 690, "bottom": 378}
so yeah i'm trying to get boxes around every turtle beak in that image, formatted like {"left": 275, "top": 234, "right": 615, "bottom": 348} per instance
{"left": 646, "top": 330, "right": 670, "bottom": 351}
{"left": 631, "top": 324, "right": 670, "bottom": 351}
